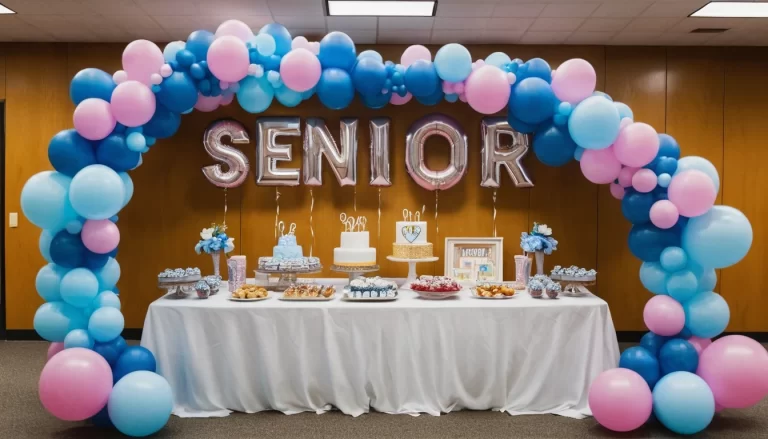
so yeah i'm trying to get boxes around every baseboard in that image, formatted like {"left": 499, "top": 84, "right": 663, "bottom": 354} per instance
{"left": 4, "top": 328, "right": 143, "bottom": 341}
{"left": 617, "top": 331, "right": 768, "bottom": 343}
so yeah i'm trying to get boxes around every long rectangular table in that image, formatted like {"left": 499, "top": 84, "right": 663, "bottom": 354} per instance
{"left": 141, "top": 279, "right": 619, "bottom": 419}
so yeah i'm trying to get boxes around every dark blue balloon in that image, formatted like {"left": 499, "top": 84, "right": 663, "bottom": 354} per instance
{"left": 142, "top": 104, "right": 181, "bottom": 139}
{"left": 317, "top": 68, "right": 354, "bottom": 110}
{"left": 70, "top": 68, "right": 115, "bottom": 105}
{"left": 628, "top": 223, "right": 682, "bottom": 262}
{"left": 259, "top": 53, "right": 281, "bottom": 71}
{"left": 259, "top": 23, "right": 292, "bottom": 56}
{"left": 50, "top": 231, "right": 86, "bottom": 268}
{"left": 175, "top": 49, "right": 196, "bottom": 67}
{"left": 659, "top": 338, "right": 699, "bottom": 375}
{"left": 640, "top": 331, "right": 670, "bottom": 357}
{"left": 189, "top": 62, "right": 206, "bottom": 79}
{"left": 507, "top": 113, "right": 540, "bottom": 134}
{"left": 96, "top": 134, "right": 141, "bottom": 172}
{"left": 675, "top": 326, "right": 692, "bottom": 339}
{"left": 519, "top": 58, "right": 552, "bottom": 82}
{"left": 655, "top": 156, "right": 678, "bottom": 175}
{"left": 362, "top": 91, "right": 390, "bottom": 109}
{"left": 84, "top": 250, "right": 110, "bottom": 271}
{"left": 658, "top": 134, "right": 681, "bottom": 159}
{"left": 533, "top": 123, "right": 577, "bottom": 167}
{"left": 415, "top": 87, "right": 444, "bottom": 106}
{"left": 93, "top": 336, "right": 127, "bottom": 367}
{"left": 157, "top": 71, "right": 198, "bottom": 113}
{"left": 404, "top": 60, "right": 439, "bottom": 98}
{"left": 619, "top": 346, "right": 661, "bottom": 388}
{"left": 90, "top": 405, "right": 114, "bottom": 429}
{"left": 510, "top": 77, "right": 556, "bottom": 124}
{"left": 185, "top": 30, "right": 215, "bottom": 63}
{"left": 113, "top": 346, "right": 157, "bottom": 383}
{"left": 198, "top": 78, "right": 211, "bottom": 95}
{"left": 48, "top": 129, "right": 96, "bottom": 177}
{"left": 318, "top": 31, "right": 357, "bottom": 71}
{"left": 352, "top": 57, "right": 387, "bottom": 97}
{"left": 622, "top": 189, "right": 654, "bottom": 224}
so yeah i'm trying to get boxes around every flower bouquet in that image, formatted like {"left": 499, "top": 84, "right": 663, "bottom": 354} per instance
{"left": 520, "top": 222, "right": 558, "bottom": 275}
{"left": 195, "top": 223, "right": 234, "bottom": 276}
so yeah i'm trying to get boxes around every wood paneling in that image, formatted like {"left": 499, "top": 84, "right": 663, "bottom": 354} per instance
{"left": 0, "top": 48, "right": 5, "bottom": 101}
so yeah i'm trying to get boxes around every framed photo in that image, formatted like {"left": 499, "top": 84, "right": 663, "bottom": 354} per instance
{"left": 444, "top": 238, "right": 503, "bottom": 283}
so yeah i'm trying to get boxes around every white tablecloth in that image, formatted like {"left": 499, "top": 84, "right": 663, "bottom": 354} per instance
{"left": 141, "top": 279, "right": 619, "bottom": 419}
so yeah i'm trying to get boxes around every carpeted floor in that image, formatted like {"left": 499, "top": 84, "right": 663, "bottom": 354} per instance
{"left": 1, "top": 341, "right": 766, "bottom": 439}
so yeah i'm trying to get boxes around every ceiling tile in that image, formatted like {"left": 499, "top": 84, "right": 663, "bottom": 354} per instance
{"left": 641, "top": 1, "right": 709, "bottom": 18}
{"left": 487, "top": 17, "right": 535, "bottom": 30}
{"left": 667, "top": 17, "right": 746, "bottom": 33}
{"left": 199, "top": 0, "right": 271, "bottom": 16}
{"left": 579, "top": 18, "right": 630, "bottom": 32}
{"left": 540, "top": 3, "right": 600, "bottom": 18}
{"left": 154, "top": 15, "right": 205, "bottom": 31}
{"left": 493, "top": 4, "right": 546, "bottom": 18}
{"left": 378, "top": 17, "right": 434, "bottom": 30}
{"left": 343, "top": 29, "right": 377, "bottom": 44}
{"left": 436, "top": 4, "right": 495, "bottom": 18}
{"left": 0, "top": 0, "right": 90, "bottom": 15}
{"left": 135, "top": 0, "right": 201, "bottom": 15}
{"left": 655, "top": 32, "right": 714, "bottom": 45}
{"left": 530, "top": 17, "right": 585, "bottom": 32}
{"left": 434, "top": 18, "right": 489, "bottom": 30}
{"left": 481, "top": 29, "right": 526, "bottom": 43}
{"left": 520, "top": 31, "right": 572, "bottom": 44}
{"left": 231, "top": 16, "right": 275, "bottom": 29}
{"left": 0, "top": 15, "right": 30, "bottom": 30}
{"left": 591, "top": 1, "right": 653, "bottom": 18}
{"left": 326, "top": 17, "right": 377, "bottom": 30}
{"left": 377, "top": 29, "right": 431, "bottom": 44}
{"left": 139, "top": 28, "right": 175, "bottom": 42}
{"left": 103, "top": 14, "right": 162, "bottom": 31}
{"left": 624, "top": 17, "right": 682, "bottom": 32}
{"left": 567, "top": 31, "right": 616, "bottom": 44}
{"left": 79, "top": 0, "right": 147, "bottom": 15}
{"left": 611, "top": 31, "right": 661, "bottom": 45}
{"left": 267, "top": 0, "right": 324, "bottom": 16}
{"left": 431, "top": 29, "right": 484, "bottom": 44}
{"left": 706, "top": 29, "right": 759, "bottom": 46}
{"left": 273, "top": 15, "right": 327, "bottom": 28}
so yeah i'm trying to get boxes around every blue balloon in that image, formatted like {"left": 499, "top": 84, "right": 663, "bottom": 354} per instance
{"left": 619, "top": 346, "right": 661, "bottom": 388}
{"left": 275, "top": 86, "right": 302, "bottom": 107}
{"left": 90, "top": 405, "right": 114, "bottom": 428}
{"left": 93, "top": 335, "right": 127, "bottom": 367}
{"left": 119, "top": 172, "right": 133, "bottom": 208}
{"left": 657, "top": 134, "right": 681, "bottom": 159}
{"left": 317, "top": 68, "right": 354, "bottom": 110}
{"left": 40, "top": 229, "right": 57, "bottom": 263}
{"left": 614, "top": 101, "right": 633, "bottom": 120}
{"left": 259, "top": 53, "right": 281, "bottom": 71}
{"left": 189, "top": 62, "right": 205, "bottom": 79}
{"left": 253, "top": 33, "right": 276, "bottom": 56}
{"left": 318, "top": 31, "right": 357, "bottom": 70}
{"left": 573, "top": 146, "right": 585, "bottom": 161}
{"left": 507, "top": 113, "right": 542, "bottom": 134}
{"left": 640, "top": 331, "right": 670, "bottom": 357}
{"left": 108, "top": 371, "right": 173, "bottom": 437}
{"left": 21, "top": 171, "right": 77, "bottom": 230}
{"left": 357, "top": 50, "right": 383, "bottom": 63}
{"left": 34, "top": 301, "right": 87, "bottom": 342}
{"left": 50, "top": 230, "right": 86, "bottom": 268}
{"left": 485, "top": 52, "right": 512, "bottom": 69}
{"left": 65, "top": 219, "right": 83, "bottom": 234}
{"left": 659, "top": 339, "right": 698, "bottom": 375}
{"left": 36, "top": 263, "right": 67, "bottom": 302}
{"left": 659, "top": 246, "right": 687, "bottom": 272}
{"left": 175, "top": 49, "right": 196, "bottom": 68}
{"left": 185, "top": 30, "right": 214, "bottom": 62}
{"left": 682, "top": 205, "right": 751, "bottom": 269}
{"left": 510, "top": 78, "right": 556, "bottom": 125}
{"left": 163, "top": 41, "right": 185, "bottom": 63}
{"left": 690, "top": 262, "right": 717, "bottom": 292}
{"left": 445, "top": 93, "right": 459, "bottom": 103}
{"left": 658, "top": 173, "right": 672, "bottom": 187}
{"left": 258, "top": 23, "right": 292, "bottom": 56}
{"left": 654, "top": 156, "right": 677, "bottom": 176}
{"left": 237, "top": 76, "right": 274, "bottom": 113}
{"left": 88, "top": 307, "right": 124, "bottom": 342}
{"left": 667, "top": 271, "right": 698, "bottom": 303}
{"left": 64, "top": 328, "right": 94, "bottom": 349}
{"left": 84, "top": 250, "right": 110, "bottom": 271}
{"left": 69, "top": 165, "right": 125, "bottom": 220}
{"left": 70, "top": 68, "right": 115, "bottom": 105}
{"left": 48, "top": 129, "right": 96, "bottom": 177}
{"left": 352, "top": 57, "right": 387, "bottom": 96}
{"left": 96, "top": 135, "right": 141, "bottom": 172}
{"left": 363, "top": 91, "right": 391, "bottom": 109}
{"left": 434, "top": 43, "right": 472, "bottom": 83}
{"left": 404, "top": 60, "right": 439, "bottom": 97}
{"left": 533, "top": 124, "right": 577, "bottom": 167}
{"left": 415, "top": 87, "right": 444, "bottom": 106}
{"left": 684, "top": 292, "right": 730, "bottom": 338}
{"left": 675, "top": 156, "right": 720, "bottom": 192}
{"left": 95, "top": 257, "right": 121, "bottom": 291}
{"left": 156, "top": 71, "right": 198, "bottom": 113}
{"left": 144, "top": 104, "right": 181, "bottom": 140}
{"left": 653, "top": 372, "right": 714, "bottom": 435}
{"left": 125, "top": 132, "right": 146, "bottom": 152}
{"left": 592, "top": 91, "right": 613, "bottom": 101}
{"left": 622, "top": 189, "right": 654, "bottom": 224}
{"left": 568, "top": 96, "right": 621, "bottom": 150}
{"left": 629, "top": 223, "right": 682, "bottom": 262}
{"left": 113, "top": 346, "right": 157, "bottom": 383}
{"left": 60, "top": 267, "right": 100, "bottom": 308}
{"left": 197, "top": 78, "right": 211, "bottom": 95}
{"left": 640, "top": 262, "right": 668, "bottom": 295}
{"left": 92, "top": 291, "right": 121, "bottom": 310}
{"left": 519, "top": 58, "right": 551, "bottom": 82}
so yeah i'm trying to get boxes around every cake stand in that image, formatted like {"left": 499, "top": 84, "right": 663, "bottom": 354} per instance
{"left": 386, "top": 256, "right": 439, "bottom": 287}
{"left": 330, "top": 264, "right": 380, "bottom": 286}
{"left": 158, "top": 276, "right": 201, "bottom": 298}
{"left": 549, "top": 274, "right": 596, "bottom": 297}
{"left": 255, "top": 267, "right": 323, "bottom": 291}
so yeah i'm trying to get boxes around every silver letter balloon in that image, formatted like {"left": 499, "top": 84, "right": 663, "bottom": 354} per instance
{"left": 480, "top": 117, "right": 534, "bottom": 188}
{"left": 202, "top": 119, "right": 251, "bottom": 188}
{"left": 303, "top": 118, "right": 358, "bottom": 186}
{"left": 256, "top": 117, "right": 301, "bottom": 186}
{"left": 369, "top": 118, "right": 392, "bottom": 187}
{"left": 405, "top": 114, "right": 468, "bottom": 191}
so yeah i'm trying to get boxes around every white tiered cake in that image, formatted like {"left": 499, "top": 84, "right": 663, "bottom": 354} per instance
{"left": 334, "top": 214, "right": 376, "bottom": 267}
{"left": 393, "top": 209, "right": 433, "bottom": 259}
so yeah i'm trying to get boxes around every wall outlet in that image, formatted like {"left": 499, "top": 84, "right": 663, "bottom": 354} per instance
{"left": 9, "top": 212, "right": 18, "bottom": 227}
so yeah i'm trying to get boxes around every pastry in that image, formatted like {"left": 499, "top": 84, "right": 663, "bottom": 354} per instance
{"left": 283, "top": 284, "right": 336, "bottom": 299}
{"left": 232, "top": 285, "right": 268, "bottom": 299}
{"left": 475, "top": 282, "right": 516, "bottom": 298}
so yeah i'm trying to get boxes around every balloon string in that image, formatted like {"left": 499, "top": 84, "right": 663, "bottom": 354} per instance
{"left": 275, "top": 188, "right": 280, "bottom": 243}
{"left": 377, "top": 188, "right": 381, "bottom": 244}
{"left": 435, "top": 190, "right": 439, "bottom": 243}
{"left": 309, "top": 188, "right": 315, "bottom": 257}
{"left": 223, "top": 188, "right": 228, "bottom": 227}
{"left": 493, "top": 189, "right": 497, "bottom": 238}
{"left": 353, "top": 186, "right": 357, "bottom": 213}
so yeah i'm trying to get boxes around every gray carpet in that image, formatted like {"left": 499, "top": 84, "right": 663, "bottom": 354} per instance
{"left": 1, "top": 341, "right": 766, "bottom": 439}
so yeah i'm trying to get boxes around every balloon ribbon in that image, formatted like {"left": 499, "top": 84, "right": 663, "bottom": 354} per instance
{"left": 309, "top": 188, "right": 315, "bottom": 257}
{"left": 493, "top": 189, "right": 497, "bottom": 238}
{"left": 274, "top": 188, "right": 280, "bottom": 243}
{"left": 377, "top": 188, "right": 381, "bottom": 244}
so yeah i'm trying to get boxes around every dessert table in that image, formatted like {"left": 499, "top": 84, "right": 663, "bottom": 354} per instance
{"left": 141, "top": 278, "right": 619, "bottom": 419}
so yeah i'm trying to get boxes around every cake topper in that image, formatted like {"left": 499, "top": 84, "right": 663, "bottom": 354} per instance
{"left": 402, "top": 206, "right": 426, "bottom": 222}
{"left": 278, "top": 221, "right": 298, "bottom": 236}
{"left": 340, "top": 213, "right": 367, "bottom": 232}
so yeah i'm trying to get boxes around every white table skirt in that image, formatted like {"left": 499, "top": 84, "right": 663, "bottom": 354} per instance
{"left": 141, "top": 279, "right": 619, "bottom": 419}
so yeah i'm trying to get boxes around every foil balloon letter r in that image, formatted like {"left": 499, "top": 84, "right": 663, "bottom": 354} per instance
{"left": 302, "top": 118, "right": 358, "bottom": 186}
{"left": 202, "top": 119, "right": 251, "bottom": 188}
{"left": 256, "top": 117, "right": 301, "bottom": 186}
{"left": 480, "top": 117, "right": 534, "bottom": 188}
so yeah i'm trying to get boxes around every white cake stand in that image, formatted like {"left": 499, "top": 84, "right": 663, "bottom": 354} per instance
{"left": 386, "top": 256, "right": 439, "bottom": 287}
{"left": 330, "top": 264, "right": 380, "bottom": 286}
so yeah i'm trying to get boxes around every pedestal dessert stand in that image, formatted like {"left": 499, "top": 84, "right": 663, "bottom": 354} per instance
{"left": 386, "top": 256, "right": 439, "bottom": 288}
{"left": 549, "top": 274, "right": 596, "bottom": 297}
{"left": 330, "top": 264, "right": 380, "bottom": 286}
{"left": 256, "top": 267, "right": 323, "bottom": 291}
{"left": 158, "top": 276, "right": 201, "bottom": 298}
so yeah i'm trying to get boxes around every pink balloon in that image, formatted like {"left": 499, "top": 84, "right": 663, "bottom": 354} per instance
{"left": 112, "top": 70, "right": 128, "bottom": 84}
{"left": 580, "top": 147, "right": 622, "bottom": 184}
{"left": 465, "top": 65, "right": 511, "bottom": 115}
{"left": 620, "top": 117, "right": 633, "bottom": 129}
{"left": 73, "top": 98, "right": 116, "bottom": 141}
{"left": 194, "top": 93, "right": 222, "bottom": 112}
{"left": 390, "top": 93, "right": 412, "bottom": 105}
{"left": 632, "top": 169, "right": 657, "bottom": 193}
{"left": 39, "top": 347, "right": 113, "bottom": 421}
{"left": 122, "top": 39, "right": 164, "bottom": 85}
{"left": 280, "top": 48, "right": 322, "bottom": 92}
{"left": 589, "top": 368, "right": 652, "bottom": 432}
{"left": 215, "top": 19, "right": 253, "bottom": 42}
{"left": 688, "top": 336, "right": 712, "bottom": 355}
{"left": 618, "top": 166, "right": 639, "bottom": 188}
{"left": 650, "top": 200, "right": 679, "bottom": 229}
{"left": 609, "top": 183, "right": 625, "bottom": 200}
{"left": 668, "top": 170, "right": 717, "bottom": 217}
{"left": 613, "top": 122, "right": 660, "bottom": 167}
{"left": 401, "top": 45, "right": 432, "bottom": 68}
{"left": 207, "top": 36, "right": 250, "bottom": 83}
{"left": 81, "top": 219, "right": 120, "bottom": 254}
{"left": 551, "top": 58, "right": 597, "bottom": 104}
{"left": 643, "top": 295, "right": 685, "bottom": 336}
{"left": 110, "top": 80, "right": 156, "bottom": 127}
{"left": 47, "top": 342, "right": 65, "bottom": 362}
{"left": 221, "top": 93, "right": 235, "bottom": 106}
{"left": 697, "top": 335, "right": 768, "bottom": 409}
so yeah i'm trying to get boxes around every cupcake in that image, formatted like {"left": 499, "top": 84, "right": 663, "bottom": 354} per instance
{"left": 528, "top": 279, "right": 545, "bottom": 298}
{"left": 546, "top": 281, "right": 561, "bottom": 299}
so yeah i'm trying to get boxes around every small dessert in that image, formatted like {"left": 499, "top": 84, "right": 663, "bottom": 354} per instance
{"left": 232, "top": 285, "right": 268, "bottom": 299}
{"left": 283, "top": 284, "right": 336, "bottom": 299}
{"left": 546, "top": 282, "right": 562, "bottom": 299}
{"left": 194, "top": 280, "right": 210, "bottom": 299}
{"left": 347, "top": 277, "right": 397, "bottom": 298}
{"left": 411, "top": 275, "right": 461, "bottom": 293}
{"left": 204, "top": 275, "right": 221, "bottom": 294}
{"left": 550, "top": 265, "right": 597, "bottom": 281}
{"left": 158, "top": 267, "right": 201, "bottom": 284}
{"left": 528, "top": 279, "right": 545, "bottom": 298}
{"left": 475, "top": 283, "right": 516, "bottom": 298}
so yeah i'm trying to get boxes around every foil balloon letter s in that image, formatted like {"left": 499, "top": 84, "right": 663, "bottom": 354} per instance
{"left": 202, "top": 119, "right": 251, "bottom": 188}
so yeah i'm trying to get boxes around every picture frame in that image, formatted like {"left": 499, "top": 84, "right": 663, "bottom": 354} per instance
{"left": 444, "top": 237, "right": 504, "bottom": 283}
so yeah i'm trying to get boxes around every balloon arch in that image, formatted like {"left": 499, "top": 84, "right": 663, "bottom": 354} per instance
{"left": 21, "top": 20, "right": 763, "bottom": 436}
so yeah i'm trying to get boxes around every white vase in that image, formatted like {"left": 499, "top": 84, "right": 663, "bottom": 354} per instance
{"left": 211, "top": 250, "right": 221, "bottom": 277}
{"left": 535, "top": 251, "right": 545, "bottom": 276}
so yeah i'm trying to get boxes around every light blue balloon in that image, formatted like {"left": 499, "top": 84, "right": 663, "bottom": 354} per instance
{"left": 119, "top": 172, "right": 133, "bottom": 207}
{"left": 88, "top": 307, "right": 124, "bottom": 342}
{"left": 568, "top": 96, "right": 621, "bottom": 150}
{"left": 614, "top": 101, "right": 633, "bottom": 120}
{"left": 69, "top": 165, "right": 125, "bottom": 220}
{"left": 684, "top": 291, "right": 729, "bottom": 338}
{"left": 640, "top": 262, "right": 668, "bottom": 295}
{"left": 163, "top": 41, "right": 185, "bottom": 63}
{"left": 690, "top": 263, "right": 717, "bottom": 292}
{"left": 92, "top": 291, "right": 121, "bottom": 310}
{"left": 357, "top": 50, "right": 383, "bottom": 63}
{"left": 658, "top": 173, "right": 672, "bottom": 187}
{"left": 434, "top": 43, "right": 472, "bottom": 83}
{"left": 666, "top": 270, "right": 698, "bottom": 303}
{"left": 21, "top": 171, "right": 77, "bottom": 230}
{"left": 64, "top": 328, "right": 94, "bottom": 349}
{"left": 108, "top": 371, "right": 173, "bottom": 437}
{"left": 675, "top": 156, "right": 720, "bottom": 192}
{"left": 573, "top": 146, "right": 585, "bottom": 161}
{"left": 65, "top": 219, "right": 83, "bottom": 234}
{"left": 60, "top": 268, "right": 100, "bottom": 308}
{"left": 653, "top": 372, "right": 714, "bottom": 435}
{"left": 682, "top": 206, "right": 752, "bottom": 269}
{"left": 275, "top": 86, "right": 302, "bottom": 107}
{"left": 485, "top": 52, "right": 511, "bottom": 69}
{"left": 96, "top": 257, "right": 121, "bottom": 291}
{"left": 125, "top": 132, "right": 146, "bottom": 152}
{"left": 253, "top": 33, "right": 276, "bottom": 57}
{"left": 40, "top": 229, "right": 58, "bottom": 263}
{"left": 237, "top": 76, "right": 274, "bottom": 113}
{"left": 660, "top": 246, "right": 688, "bottom": 272}
{"left": 33, "top": 301, "right": 87, "bottom": 342}
{"left": 592, "top": 91, "right": 613, "bottom": 102}
{"left": 36, "top": 263, "right": 68, "bottom": 302}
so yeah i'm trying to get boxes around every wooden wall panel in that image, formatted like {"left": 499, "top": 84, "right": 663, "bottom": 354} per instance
{"left": 0, "top": 48, "right": 5, "bottom": 100}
